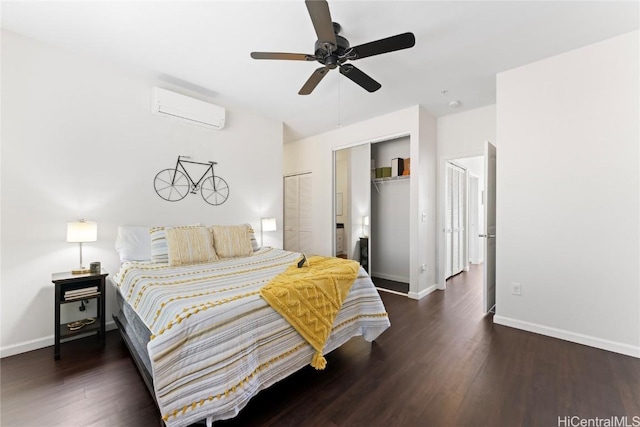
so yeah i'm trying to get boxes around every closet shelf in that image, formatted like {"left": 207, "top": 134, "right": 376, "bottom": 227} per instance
{"left": 371, "top": 175, "right": 410, "bottom": 193}
{"left": 372, "top": 175, "right": 410, "bottom": 183}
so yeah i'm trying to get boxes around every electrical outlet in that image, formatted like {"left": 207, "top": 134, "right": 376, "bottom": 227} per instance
{"left": 511, "top": 283, "right": 521, "bottom": 296}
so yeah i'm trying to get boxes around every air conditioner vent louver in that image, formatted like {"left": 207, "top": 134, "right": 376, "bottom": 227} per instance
{"left": 152, "top": 87, "right": 225, "bottom": 130}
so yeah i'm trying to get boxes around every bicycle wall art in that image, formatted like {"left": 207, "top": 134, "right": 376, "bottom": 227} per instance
{"left": 154, "top": 155, "right": 230, "bottom": 206}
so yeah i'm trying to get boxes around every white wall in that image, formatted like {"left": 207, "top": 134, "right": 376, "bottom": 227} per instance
{"left": 371, "top": 137, "right": 410, "bottom": 282}
{"left": 283, "top": 105, "right": 438, "bottom": 299}
{"left": 0, "top": 31, "right": 284, "bottom": 357}
{"left": 495, "top": 31, "right": 640, "bottom": 357}
{"left": 436, "top": 105, "right": 496, "bottom": 287}
{"left": 438, "top": 105, "right": 496, "bottom": 159}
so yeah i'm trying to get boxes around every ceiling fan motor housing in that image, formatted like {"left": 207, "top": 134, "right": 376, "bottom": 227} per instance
{"left": 314, "top": 27, "right": 350, "bottom": 69}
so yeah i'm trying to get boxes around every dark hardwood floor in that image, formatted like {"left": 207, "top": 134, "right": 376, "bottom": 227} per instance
{"left": 2, "top": 264, "right": 639, "bottom": 426}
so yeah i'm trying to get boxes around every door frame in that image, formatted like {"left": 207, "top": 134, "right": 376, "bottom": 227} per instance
{"left": 437, "top": 150, "right": 482, "bottom": 291}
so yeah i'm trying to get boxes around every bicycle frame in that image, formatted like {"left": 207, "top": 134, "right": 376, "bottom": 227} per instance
{"left": 172, "top": 155, "right": 216, "bottom": 190}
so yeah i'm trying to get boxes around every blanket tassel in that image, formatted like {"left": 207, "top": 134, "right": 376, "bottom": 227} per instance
{"left": 311, "top": 351, "right": 327, "bottom": 370}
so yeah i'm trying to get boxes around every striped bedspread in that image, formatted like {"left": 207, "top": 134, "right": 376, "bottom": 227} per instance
{"left": 113, "top": 247, "right": 390, "bottom": 427}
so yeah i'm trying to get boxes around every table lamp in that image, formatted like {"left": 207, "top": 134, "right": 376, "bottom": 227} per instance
{"left": 362, "top": 215, "right": 370, "bottom": 238}
{"left": 261, "top": 217, "right": 277, "bottom": 246}
{"left": 67, "top": 219, "right": 97, "bottom": 274}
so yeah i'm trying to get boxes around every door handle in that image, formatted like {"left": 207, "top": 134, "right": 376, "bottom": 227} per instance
{"left": 479, "top": 234, "right": 496, "bottom": 238}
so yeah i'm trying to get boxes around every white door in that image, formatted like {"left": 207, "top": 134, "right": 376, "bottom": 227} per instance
{"left": 482, "top": 142, "right": 497, "bottom": 313}
{"left": 298, "top": 174, "right": 313, "bottom": 254}
{"left": 445, "top": 165, "right": 453, "bottom": 278}
{"left": 445, "top": 162, "right": 467, "bottom": 278}
{"left": 283, "top": 173, "right": 312, "bottom": 253}
{"left": 468, "top": 175, "right": 479, "bottom": 264}
{"left": 284, "top": 175, "right": 299, "bottom": 251}
{"left": 451, "top": 167, "right": 460, "bottom": 274}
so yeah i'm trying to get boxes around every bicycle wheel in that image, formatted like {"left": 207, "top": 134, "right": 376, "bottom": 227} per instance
{"left": 201, "top": 175, "right": 229, "bottom": 206}
{"left": 154, "top": 169, "right": 190, "bottom": 202}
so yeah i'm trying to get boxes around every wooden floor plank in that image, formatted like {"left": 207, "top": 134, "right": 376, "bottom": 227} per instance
{"left": 2, "top": 264, "right": 639, "bottom": 426}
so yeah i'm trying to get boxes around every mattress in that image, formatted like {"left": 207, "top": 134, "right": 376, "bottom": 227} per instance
{"left": 112, "top": 247, "right": 390, "bottom": 427}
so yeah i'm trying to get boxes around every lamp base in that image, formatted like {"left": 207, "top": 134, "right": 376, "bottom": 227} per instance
{"left": 71, "top": 267, "right": 91, "bottom": 275}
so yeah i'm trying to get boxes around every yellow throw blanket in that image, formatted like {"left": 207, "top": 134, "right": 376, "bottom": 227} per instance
{"left": 260, "top": 256, "right": 360, "bottom": 370}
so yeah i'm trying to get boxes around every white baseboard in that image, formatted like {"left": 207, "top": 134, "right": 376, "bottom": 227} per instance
{"left": 1, "top": 320, "right": 118, "bottom": 359}
{"left": 408, "top": 284, "right": 437, "bottom": 300}
{"left": 493, "top": 315, "right": 640, "bottom": 359}
{"left": 371, "top": 271, "right": 410, "bottom": 284}
{"left": 376, "top": 287, "right": 408, "bottom": 297}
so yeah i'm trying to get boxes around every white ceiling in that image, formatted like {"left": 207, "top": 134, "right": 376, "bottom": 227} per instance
{"left": 2, "top": 1, "right": 638, "bottom": 142}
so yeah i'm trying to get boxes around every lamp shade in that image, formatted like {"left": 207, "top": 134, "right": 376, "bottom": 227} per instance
{"left": 67, "top": 220, "right": 97, "bottom": 243}
{"left": 261, "top": 217, "right": 277, "bottom": 232}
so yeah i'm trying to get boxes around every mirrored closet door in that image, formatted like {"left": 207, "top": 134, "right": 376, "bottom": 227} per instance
{"left": 333, "top": 136, "right": 410, "bottom": 295}
{"left": 333, "top": 144, "right": 370, "bottom": 268}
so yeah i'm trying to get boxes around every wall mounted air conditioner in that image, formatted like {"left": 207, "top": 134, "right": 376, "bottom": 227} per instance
{"left": 152, "top": 87, "right": 225, "bottom": 130}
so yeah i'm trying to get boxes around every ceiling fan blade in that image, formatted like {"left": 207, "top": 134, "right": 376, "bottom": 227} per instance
{"left": 251, "top": 52, "right": 316, "bottom": 61}
{"left": 305, "top": 0, "right": 337, "bottom": 49}
{"left": 299, "top": 67, "right": 330, "bottom": 95}
{"left": 339, "top": 64, "right": 381, "bottom": 93}
{"left": 349, "top": 32, "right": 416, "bottom": 60}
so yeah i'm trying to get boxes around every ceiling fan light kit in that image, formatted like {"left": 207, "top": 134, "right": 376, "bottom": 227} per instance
{"left": 250, "top": 0, "right": 415, "bottom": 95}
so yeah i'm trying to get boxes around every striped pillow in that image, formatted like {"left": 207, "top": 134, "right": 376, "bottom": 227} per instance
{"left": 210, "top": 225, "right": 253, "bottom": 258}
{"left": 149, "top": 227, "right": 169, "bottom": 264}
{"left": 246, "top": 224, "right": 260, "bottom": 251}
{"left": 166, "top": 226, "right": 218, "bottom": 266}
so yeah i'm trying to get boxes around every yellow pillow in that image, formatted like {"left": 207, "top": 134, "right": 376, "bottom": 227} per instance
{"left": 166, "top": 226, "right": 218, "bottom": 266}
{"left": 210, "top": 225, "right": 253, "bottom": 258}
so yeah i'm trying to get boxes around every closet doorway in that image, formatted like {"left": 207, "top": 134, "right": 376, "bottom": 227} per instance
{"left": 332, "top": 136, "right": 411, "bottom": 296}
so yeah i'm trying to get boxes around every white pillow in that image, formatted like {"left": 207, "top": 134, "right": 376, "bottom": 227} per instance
{"left": 115, "top": 226, "right": 152, "bottom": 262}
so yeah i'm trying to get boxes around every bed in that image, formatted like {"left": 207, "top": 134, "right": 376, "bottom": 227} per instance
{"left": 112, "top": 225, "right": 390, "bottom": 427}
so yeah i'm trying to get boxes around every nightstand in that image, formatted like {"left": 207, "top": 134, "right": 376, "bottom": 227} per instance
{"left": 359, "top": 237, "right": 369, "bottom": 273}
{"left": 52, "top": 269, "right": 107, "bottom": 360}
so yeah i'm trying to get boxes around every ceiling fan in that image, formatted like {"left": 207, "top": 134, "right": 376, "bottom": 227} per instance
{"left": 250, "top": 0, "right": 415, "bottom": 95}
